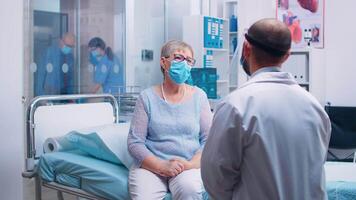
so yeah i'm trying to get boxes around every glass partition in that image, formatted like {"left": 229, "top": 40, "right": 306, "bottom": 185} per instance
{"left": 128, "top": 0, "right": 165, "bottom": 89}
{"left": 128, "top": 0, "right": 202, "bottom": 90}
{"left": 24, "top": 0, "right": 125, "bottom": 99}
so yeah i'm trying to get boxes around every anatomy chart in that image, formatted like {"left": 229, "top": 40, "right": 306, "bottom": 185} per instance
{"left": 277, "top": 0, "right": 324, "bottom": 48}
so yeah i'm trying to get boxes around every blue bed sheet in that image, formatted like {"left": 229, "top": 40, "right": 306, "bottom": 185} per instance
{"left": 39, "top": 151, "right": 209, "bottom": 200}
{"left": 39, "top": 150, "right": 130, "bottom": 200}
{"left": 327, "top": 181, "right": 356, "bottom": 200}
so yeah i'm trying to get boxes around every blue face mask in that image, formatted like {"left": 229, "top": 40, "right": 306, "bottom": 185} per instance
{"left": 89, "top": 53, "right": 98, "bottom": 65}
{"left": 61, "top": 45, "right": 72, "bottom": 55}
{"left": 89, "top": 50, "right": 102, "bottom": 65}
{"left": 91, "top": 49, "right": 100, "bottom": 58}
{"left": 168, "top": 60, "right": 192, "bottom": 84}
{"left": 240, "top": 47, "right": 251, "bottom": 76}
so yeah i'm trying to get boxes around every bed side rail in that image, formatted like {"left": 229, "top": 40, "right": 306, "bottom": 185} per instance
{"left": 43, "top": 182, "right": 108, "bottom": 200}
{"left": 24, "top": 94, "right": 119, "bottom": 172}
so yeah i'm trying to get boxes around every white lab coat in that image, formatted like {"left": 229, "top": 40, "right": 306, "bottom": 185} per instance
{"left": 201, "top": 67, "right": 331, "bottom": 200}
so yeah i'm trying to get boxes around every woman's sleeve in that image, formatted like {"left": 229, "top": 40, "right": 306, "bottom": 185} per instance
{"left": 199, "top": 91, "right": 213, "bottom": 150}
{"left": 127, "top": 95, "right": 153, "bottom": 166}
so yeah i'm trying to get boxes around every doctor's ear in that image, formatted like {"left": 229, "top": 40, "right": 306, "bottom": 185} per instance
{"left": 281, "top": 50, "right": 291, "bottom": 63}
{"left": 242, "top": 42, "right": 251, "bottom": 57}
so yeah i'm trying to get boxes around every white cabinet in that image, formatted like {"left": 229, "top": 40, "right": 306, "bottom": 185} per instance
{"left": 223, "top": 0, "right": 239, "bottom": 92}
{"left": 183, "top": 15, "right": 230, "bottom": 99}
{"left": 282, "top": 50, "right": 310, "bottom": 90}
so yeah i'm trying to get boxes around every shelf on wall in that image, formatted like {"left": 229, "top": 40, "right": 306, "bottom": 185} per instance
{"left": 204, "top": 48, "right": 229, "bottom": 52}
{"left": 217, "top": 79, "right": 229, "bottom": 83}
{"left": 298, "top": 82, "right": 310, "bottom": 85}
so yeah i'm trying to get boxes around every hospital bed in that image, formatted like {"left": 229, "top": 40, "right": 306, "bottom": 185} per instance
{"left": 21, "top": 94, "right": 356, "bottom": 200}
{"left": 22, "top": 94, "right": 208, "bottom": 200}
{"left": 22, "top": 94, "right": 124, "bottom": 200}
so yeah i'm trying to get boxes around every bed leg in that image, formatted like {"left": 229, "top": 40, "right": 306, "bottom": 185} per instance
{"left": 35, "top": 175, "right": 42, "bottom": 200}
{"left": 57, "top": 191, "right": 64, "bottom": 200}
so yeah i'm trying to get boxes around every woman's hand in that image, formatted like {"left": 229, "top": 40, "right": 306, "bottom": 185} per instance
{"left": 171, "top": 152, "right": 202, "bottom": 170}
{"left": 156, "top": 160, "right": 185, "bottom": 177}
{"left": 171, "top": 158, "right": 193, "bottom": 170}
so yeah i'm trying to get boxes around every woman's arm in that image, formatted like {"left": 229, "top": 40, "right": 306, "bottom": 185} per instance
{"left": 92, "top": 84, "right": 101, "bottom": 93}
{"left": 127, "top": 95, "right": 154, "bottom": 165}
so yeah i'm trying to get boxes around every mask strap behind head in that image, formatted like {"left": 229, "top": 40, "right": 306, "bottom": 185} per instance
{"left": 244, "top": 33, "right": 287, "bottom": 57}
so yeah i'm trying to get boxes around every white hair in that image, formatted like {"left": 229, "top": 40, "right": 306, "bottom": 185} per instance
{"left": 160, "top": 40, "right": 194, "bottom": 58}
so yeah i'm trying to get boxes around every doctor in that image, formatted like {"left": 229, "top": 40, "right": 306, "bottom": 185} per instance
{"left": 201, "top": 18, "right": 331, "bottom": 200}
{"left": 35, "top": 33, "right": 75, "bottom": 96}
{"left": 88, "top": 37, "right": 123, "bottom": 94}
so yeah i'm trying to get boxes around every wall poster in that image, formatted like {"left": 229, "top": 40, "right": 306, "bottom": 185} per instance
{"left": 277, "top": 0, "right": 324, "bottom": 49}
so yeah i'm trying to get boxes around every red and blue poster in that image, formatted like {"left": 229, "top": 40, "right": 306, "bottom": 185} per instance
{"left": 277, "top": 0, "right": 324, "bottom": 48}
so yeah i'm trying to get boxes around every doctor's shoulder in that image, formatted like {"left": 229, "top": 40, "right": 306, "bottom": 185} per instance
{"left": 225, "top": 86, "right": 249, "bottom": 101}
{"left": 295, "top": 85, "right": 325, "bottom": 109}
{"left": 216, "top": 88, "right": 253, "bottom": 110}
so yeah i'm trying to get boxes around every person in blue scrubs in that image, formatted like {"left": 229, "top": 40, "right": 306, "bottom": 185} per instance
{"left": 88, "top": 37, "right": 124, "bottom": 94}
{"left": 35, "top": 33, "right": 75, "bottom": 96}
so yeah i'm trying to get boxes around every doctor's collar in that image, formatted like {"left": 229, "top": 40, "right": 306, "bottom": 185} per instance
{"left": 251, "top": 66, "right": 281, "bottom": 78}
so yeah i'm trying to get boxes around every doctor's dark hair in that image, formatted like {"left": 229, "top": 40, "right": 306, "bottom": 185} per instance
{"left": 88, "top": 37, "right": 114, "bottom": 61}
{"left": 160, "top": 40, "right": 194, "bottom": 75}
{"left": 247, "top": 18, "right": 291, "bottom": 64}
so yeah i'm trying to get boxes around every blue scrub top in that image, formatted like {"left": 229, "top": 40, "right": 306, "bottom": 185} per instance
{"left": 35, "top": 43, "right": 74, "bottom": 96}
{"left": 93, "top": 55, "right": 124, "bottom": 94}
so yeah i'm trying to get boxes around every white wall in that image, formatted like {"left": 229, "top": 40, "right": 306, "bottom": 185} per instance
{"left": 166, "top": 0, "right": 203, "bottom": 40}
{"left": 214, "top": 0, "right": 355, "bottom": 106}
{"left": 0, "top": 0, "right": 25, "bottom": 200}
{"left": 324, "top": 0, "right": 356, "bottom": 106}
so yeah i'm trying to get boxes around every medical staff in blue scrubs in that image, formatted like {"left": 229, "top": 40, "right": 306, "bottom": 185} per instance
{"left": 88, "top": 37, "right": 124, "bottom": 94}
{"left": 35, "top": 33, "right": 75, "bottom": 96}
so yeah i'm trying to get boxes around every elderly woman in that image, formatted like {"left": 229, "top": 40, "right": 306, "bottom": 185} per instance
{"left": 127, "top": 40, "right": 213, "bottom": 200}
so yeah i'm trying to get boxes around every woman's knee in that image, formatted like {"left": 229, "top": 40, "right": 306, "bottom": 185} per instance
{"left": 129, "top": 168, "right": 168, "bottom": 200}
{"left": 170, "top": 170, "right": 203, "bottom": 200}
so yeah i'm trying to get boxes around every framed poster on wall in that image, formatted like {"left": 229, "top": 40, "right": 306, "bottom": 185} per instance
{"left": 276, "top": 0, "right": 324, "bottom": 49}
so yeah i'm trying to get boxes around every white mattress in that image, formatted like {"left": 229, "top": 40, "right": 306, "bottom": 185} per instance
{"left": 325, "top": 161, "right": 356, "bottom": 182}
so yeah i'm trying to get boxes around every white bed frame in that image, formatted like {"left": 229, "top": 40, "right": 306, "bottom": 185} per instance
{"left": 22, "top": 94, "right": 119, "bottom": 200}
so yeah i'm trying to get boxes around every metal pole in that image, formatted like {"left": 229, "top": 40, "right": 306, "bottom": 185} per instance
{"left": 164, "top": 0, "right": 168, "bottom": 42}
{"left": 76, "top": 0, "right": 81, "bottom": 94}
